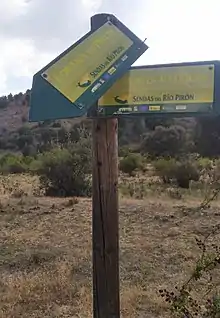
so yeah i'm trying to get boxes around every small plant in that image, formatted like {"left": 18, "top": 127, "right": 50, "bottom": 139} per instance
{"left": 118, "top": 146, "right": 132, "bottom": 158}
{"left": 159, "top": 224, "right": 220, "bottom": 317}
{"left": 0, "top": 153, "right": 29, "bottom": 174}
{"left": 11, "top": 189, "right": 27, "bottom": 198}
{"left": 153, "top": 158, "right": 177, "bottom": 184}
{"left": 166, "top": 187, "right": 182, "bottom": 200}
{"left": 63, "top": 197, "right": 79, "bottom": 206}
{"left": 174, "top": 161, "right": 199, "bottom": 188}
{"left": 154, "top": 159, "right": 200, "bottom": 189}
{"left": 119, "top": 176, "right": 147, "bottom": 199}
{"left": 119, "top": 153, "right": 144, "bottom": 176}
{"left": 197, "top": 157, "right": 213, "bottom": 171}
{"left": 35, "top": 140, "right": 92, "bottom": 197}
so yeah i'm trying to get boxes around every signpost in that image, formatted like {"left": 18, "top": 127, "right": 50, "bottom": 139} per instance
{"left": 29, "top": 15, "right": 148, "bottom": 122}
{"left": 29, "top": 13, "right": 148, "bottom": 318}
{"left": 29, "top": 10, "right": 220, "bottom": 317}
{"left": 98, "top": 61, "right": 220, "bottom": 117}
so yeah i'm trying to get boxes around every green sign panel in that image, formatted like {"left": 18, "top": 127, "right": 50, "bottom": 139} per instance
{"left": 29, "top": 17, "right": 148, "bottom": 121}
{"left": 98, "top": 60, "right": 220, "bottom": 117}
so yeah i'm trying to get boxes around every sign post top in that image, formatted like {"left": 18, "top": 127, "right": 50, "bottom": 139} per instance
{"left": 91, "top": 13, "right": 114, "bottom": 26}
{"left": 90, "top": 13, "right": 131, "bottom": 29}
{"left": 29, "top": 13, "right": 148, "bottom": 122}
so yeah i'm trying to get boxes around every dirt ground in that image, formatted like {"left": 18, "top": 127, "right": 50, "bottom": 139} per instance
{"left": 0, "top": 175, "right": 220, "bottom": 317}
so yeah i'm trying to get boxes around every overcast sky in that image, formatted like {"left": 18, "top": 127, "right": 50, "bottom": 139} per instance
{"left": 0, "top": 0, "right": 219, "bottom": 95}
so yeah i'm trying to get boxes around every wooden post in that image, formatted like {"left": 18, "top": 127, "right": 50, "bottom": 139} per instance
{"left": 91, "top": 14, "right": 120, "bottom": 318}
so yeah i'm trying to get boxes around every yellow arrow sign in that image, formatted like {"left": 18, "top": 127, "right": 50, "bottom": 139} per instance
{"left": 42, "top": 21, "right": 133, "bottom": 104}
{"left": 99, "top": 64, "right": 215, "bottom": 107}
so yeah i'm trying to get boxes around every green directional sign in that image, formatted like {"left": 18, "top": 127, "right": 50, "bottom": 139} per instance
{"left": 98, "top": 60, "right": 220, "bottom": 118}
{"left": 29, "top": 17, "right": 148, "bottom": 121}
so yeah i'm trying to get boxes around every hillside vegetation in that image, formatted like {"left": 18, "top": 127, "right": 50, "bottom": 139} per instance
{"left": 1, "top": 90, "right": 220, "bottom": 159}
{"left": 1, "top": 91, "right": 220, "bottom": 317}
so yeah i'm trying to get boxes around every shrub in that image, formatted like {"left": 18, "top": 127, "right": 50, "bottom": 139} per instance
{"left": 119, "top": 153, "right": 144, "bottom": 176}
{"left": 35, "top": 140, "right": 92, "bottom": 197}
{"left": 154, "top": 159, "right": 200, "bottom": 188}
{"left": 141, "top": 125, "right": 188, "bottom": 158}
{"left": 159, "top": 225, "right": 220, "bottom": 317}
{"left": 118, "top": 146, "right": 132, "bottom": 157}
{"left": 174, "top": 161, "right": 200, "bottom": 188}
{"left": 153, "top": 158, "right": 177, "bottom": 184}
{"left": 0, "top": 153, "right": 29, "bottom": 174}
{"left": 197, "top": 157, "right": 213, "bottom": 171}
{"left": 195, "top": 116, "right": 220, "bottom": 157}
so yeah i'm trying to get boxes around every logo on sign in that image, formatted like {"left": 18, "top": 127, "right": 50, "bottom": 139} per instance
{"left": 77, "top": 74, "right": 91, "bottom": 88}
{"left": 175, "top": 105, "right": 187, "bottom": 110}
{"left": 91, "top": 83, "right": 102, "bottom": 93}
{"left": 108, "top": 67, "right": 117, "bottom": 75}
{"left": 149, "top": 105, "right": 161, "bottom": 111}
{"left": 138, "top": 105, "right": 149, "bottom": 112}
{"left": 102, "top": 73, "right": 111, "bottom": 81}
{"left": 121, "top": 55, "right": 128, "bottom": 62}
{"left": 114, "top": 95, "right": 128, "bottom": 104}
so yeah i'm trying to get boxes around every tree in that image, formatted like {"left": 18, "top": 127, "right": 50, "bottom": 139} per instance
{"left": 7, "top": 93, "right": 13, "bottom": 102}
{"left": 195, "top": 116, "right": 220, "bottom": 157}
{"left": 141, "top": 125, "right": 189, "bottom": 158}
{"left": 0, "top": 96, "right": 7, "bottom": 109}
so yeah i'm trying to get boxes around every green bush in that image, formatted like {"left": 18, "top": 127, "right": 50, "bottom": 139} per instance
{"left": 174, "top": 161, "right": 200, "bottom": 188}
{"left": 197, "top": 157, "right": 213, "bottom": 171}
{"left": 119, "top": 153, "right": 144, "bottom": 176}
{"left": 0, "top": 153, "right": 29, "bottom": 174}
{"left": 153, "top": 158, "right": 177, "bottom": 184}
{"left": 154, "top": 159, "right": 200, "bottom": 188}
{"left": 118, "top": 146, "right": 132, "bottom": 157}
{"left": 141, "top": 125, "right": 189, "bottom": 158}
{"left": 35, "top": 140, "right": 92, "bottom": 197}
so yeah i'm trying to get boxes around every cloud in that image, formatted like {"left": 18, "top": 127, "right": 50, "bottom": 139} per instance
{"left": 0, "top": 0, "right": 90, "bottom": 53}
{"left": 0, "top": 0, "right": 148, "bottom": 51}
{"left": 0, "top": 37, "right": 55, "bottom": 95}
{"left": 0, "top": 0, "right": 149, "bottom": 94}
{"left": 0, "top": 0, "right": 220, "bottom": 95}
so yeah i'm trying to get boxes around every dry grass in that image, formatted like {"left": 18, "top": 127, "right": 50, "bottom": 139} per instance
{"left": 0, "top": 174, "right": 220, "bottom": 317}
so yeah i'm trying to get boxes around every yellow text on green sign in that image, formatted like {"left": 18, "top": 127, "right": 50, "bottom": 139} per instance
{"left": 99, "top": 64, "right": 215, "bottom": 106}
{"left": 41, "top": 21, "right": 133, "bottom": 103}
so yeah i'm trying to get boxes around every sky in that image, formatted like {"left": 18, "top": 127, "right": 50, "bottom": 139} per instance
{"left": 0, "top": 0, "right": 220, "bottom": 95}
